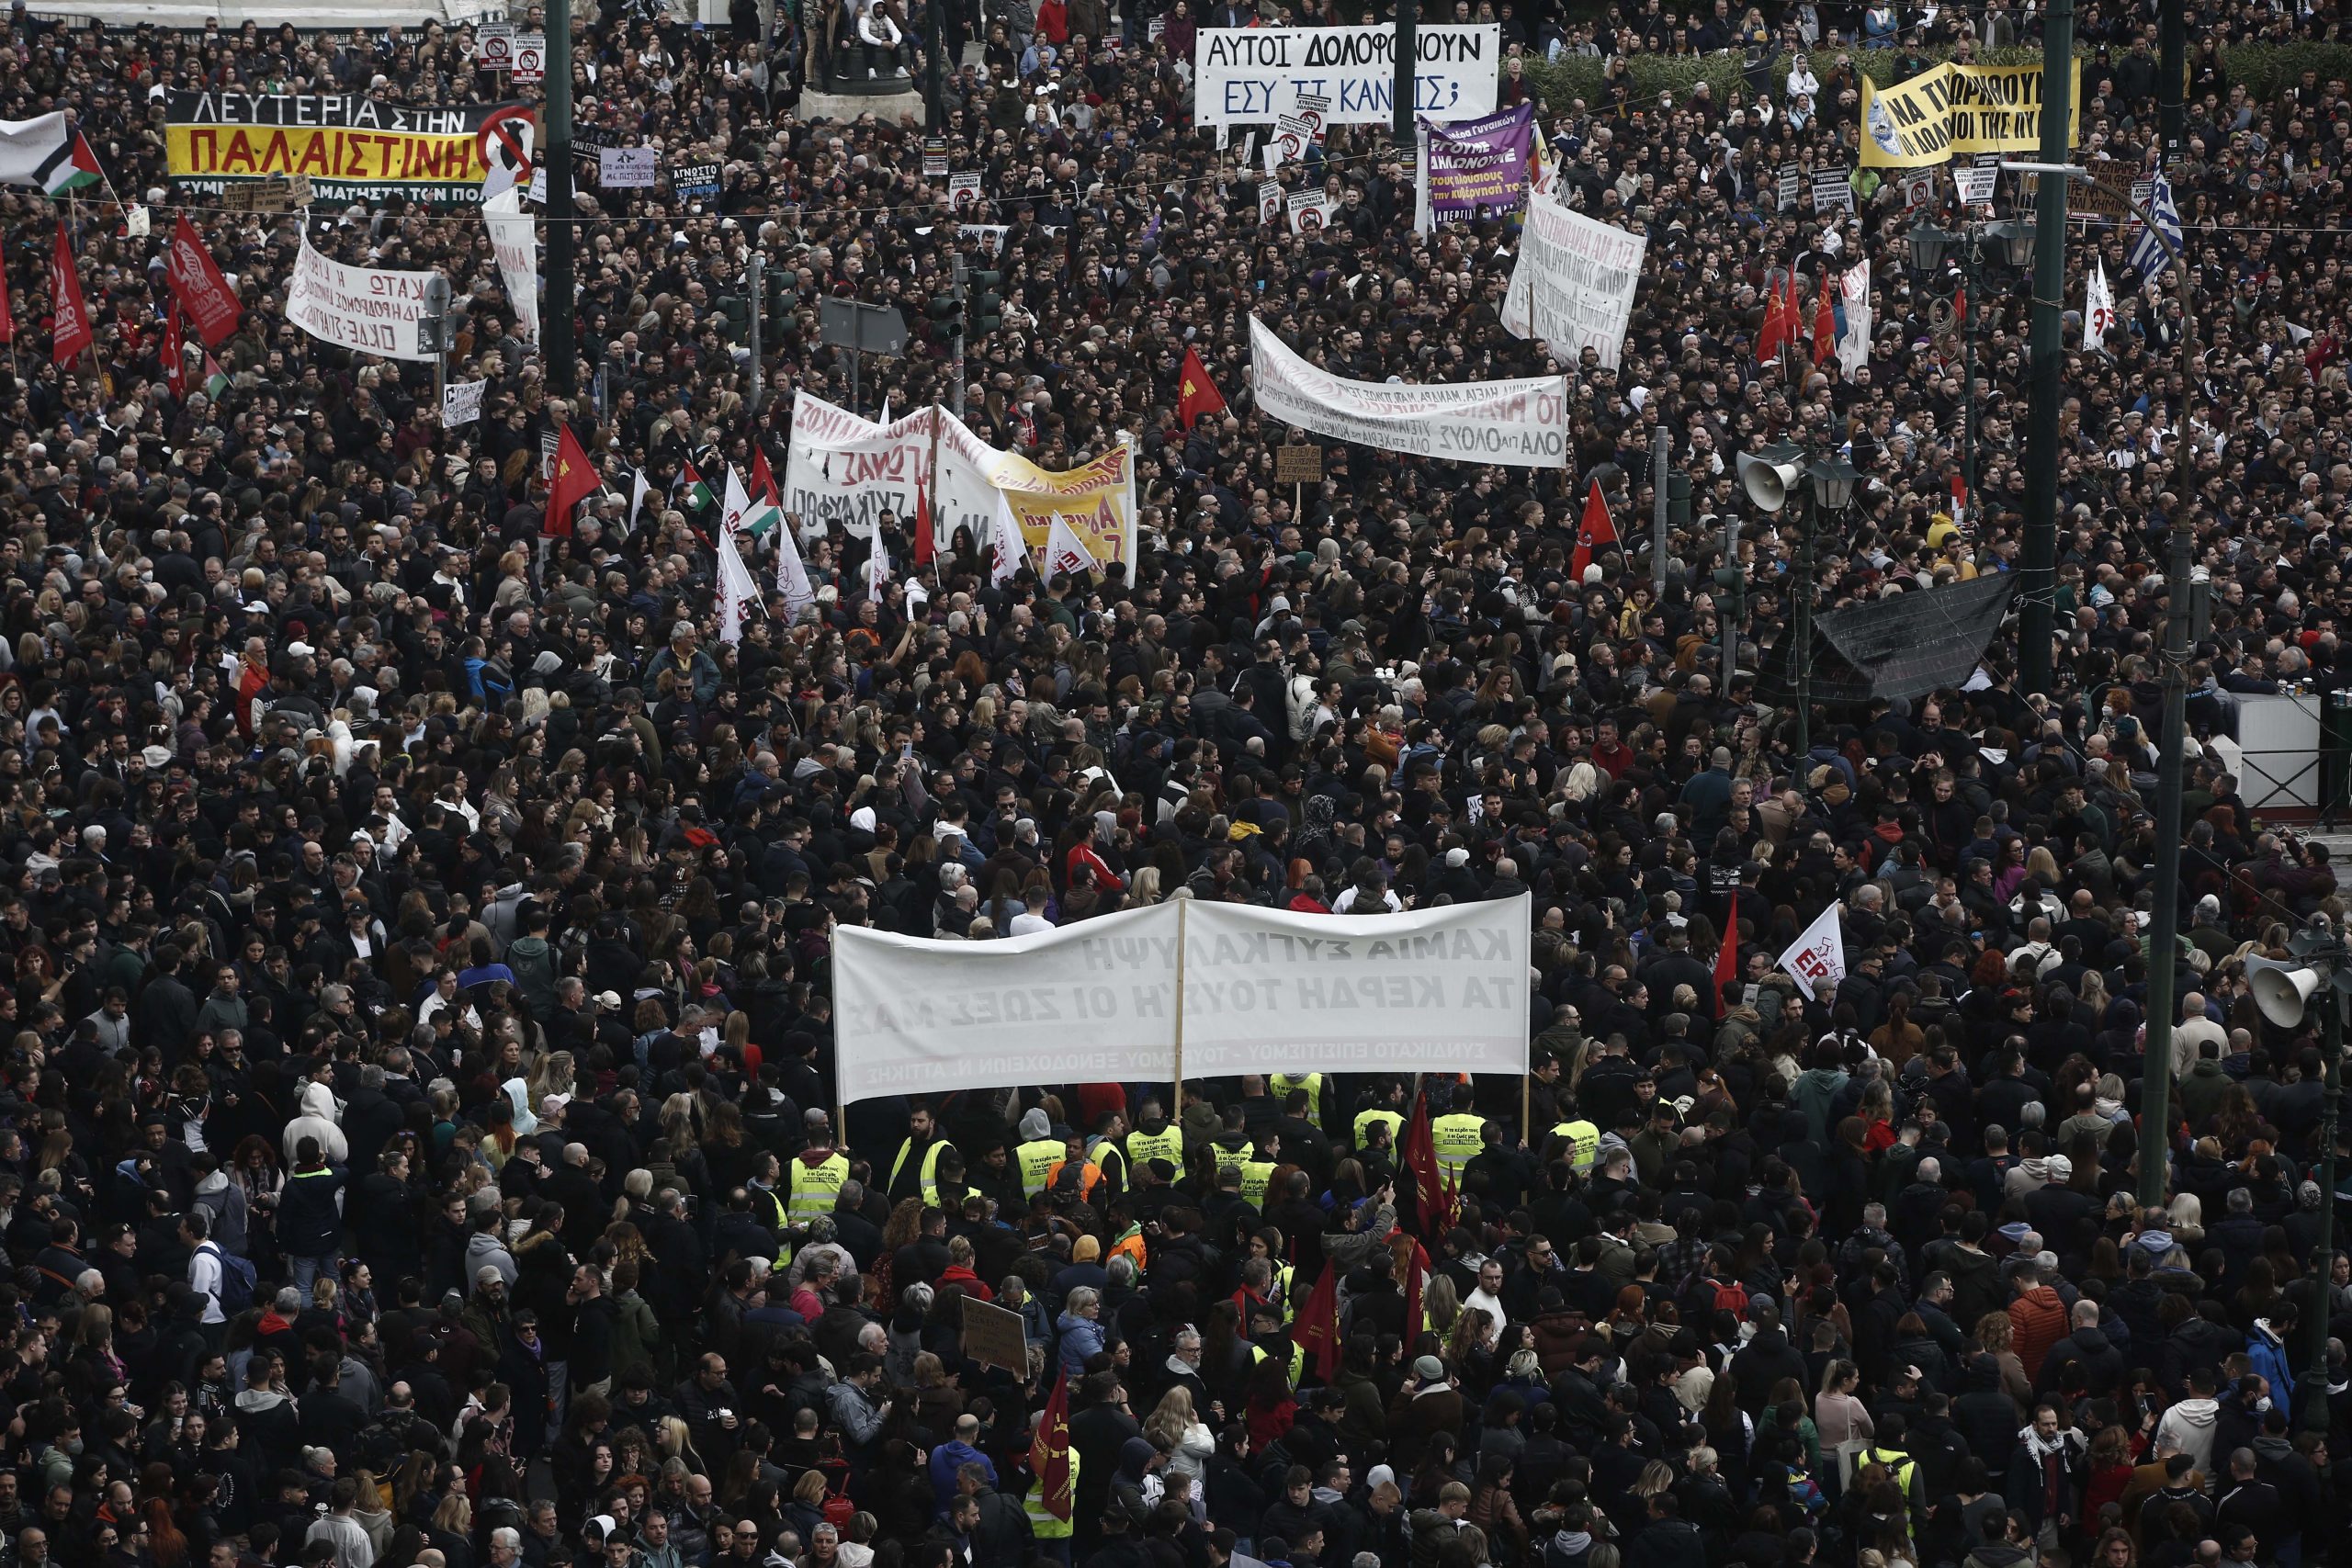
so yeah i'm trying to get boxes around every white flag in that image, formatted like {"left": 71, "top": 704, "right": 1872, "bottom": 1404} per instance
{"left": 1776, "top": 904, "right": 1848, "bottom": 1001}
{"left": 1837, "top": 261, "right": 1871, "bottom": 378}
{"left": 720, "top": 464, "right": 753, "bottom": 538}
{"left": 775, "top": 515, "right": 817, "bottom": 621}
{"left": 481, "top": 186, "right": 540, "bottom": 344}
{"left": 2085, "top": 257, "right": 2116, "bottom": 347}
{"left": 989, "top": 486, "right": 1025, "bottom": 587}
{"left": 1043, "top": 513, "right": 1100, "bottom": 579}
{"left": 866, "top": 536, "right": 889, "bottom": 602}
{"left": 876, "top": 393, "right": 890, "bottom": 425}
{"left": 715, "top": 524, "right": 761, "bottom": 645}
{"left": 628, "top": 468, "right": 651, "bottom": 532}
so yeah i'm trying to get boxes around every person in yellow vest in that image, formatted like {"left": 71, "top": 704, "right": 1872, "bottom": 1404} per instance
{"left": 1430, "top": 1099, "right": 1487, "bottom": 1188}
{"left": 1353, "top": 1102, "right": 1406, "bottom": 1152}
{"left": 1246, "top": 1300, "right": 1305, "bottom": 1387}
{"left": 1013, "top": 1107, "right": 1065, "bottom": 1200}
{"left": 786, "top": 1112, "right": 850, "bottom": 1233}
{"left": 1089, "top": 1112, "right": 1129, "bottom": 1197}
{"left": 1269, "top": 1071, "right": 1329, "bottom": 1132}
{"left": 1208, "top": 1110, "right": 1253, "bottom": 1185}
{"left": 1547, "top": 1116, "right": 1601, "bottom": 1175}
{"left": 888, "top": 1101, "right": 954, "bottom": 1205}
{"left": 1233, "top": 1255, "right": 1295, "bottom": 1326}
{"left": 1023, "top": 1445, "right": 1078, "bottom": 1563}
{"left": 1238, "top": 1131, "right": 1282, "bottom": 1210}
{"left": 1124, "top": 1100, "right": 1183, "bottom": 1176}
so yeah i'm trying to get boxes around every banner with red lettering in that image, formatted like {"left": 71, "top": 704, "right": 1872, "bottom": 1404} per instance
{"left": 167, "top": 214, "right": 243, "bottom": 348}
{"left": 286, "top": 231, "right": 435, "bottom": 362}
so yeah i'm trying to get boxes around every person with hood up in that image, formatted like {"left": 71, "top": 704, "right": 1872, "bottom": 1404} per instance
{"left": 1014, "top": 1107, "right": 1067, "bottom": 1200}
{"left": 1790, "top": 1043, "right": 1849, "bottom": 1145}
{"left": 277, "top": 1134, "right": 347, "bottom": 1304}
{"left": 1107, "top": 1437, "right": 1164, "bottom": 1532}
{"left": 1962, "top": 1508, "right": 2040, "bottom": 1568}
{"left": 283, "top": 1078, "right": 349, "bottom": 1166}
{"left": 2154, "top": 1367, "right": 2222, "bottom": 1471}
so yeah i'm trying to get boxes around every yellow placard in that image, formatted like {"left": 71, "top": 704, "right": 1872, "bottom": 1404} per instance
{"left": 997, "top": 444, "right": 1136, "bottom": 570}
{"left": 1859, "top": 61, "right": 2082, "bottom": 169}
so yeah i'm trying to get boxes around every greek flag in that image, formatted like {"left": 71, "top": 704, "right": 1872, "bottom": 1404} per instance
{"left": 2129, "top": 174, "right": 2181, "bottom": 282}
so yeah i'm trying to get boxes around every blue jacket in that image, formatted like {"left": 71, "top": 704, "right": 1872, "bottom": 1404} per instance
{"left": 2248, "top": 1321, "right": 2295, "bottom": 1423}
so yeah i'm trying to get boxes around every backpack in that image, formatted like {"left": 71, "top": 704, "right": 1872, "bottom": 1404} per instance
{"left": 1683, "top": 1274, "right": 1747, "bottom": 1323}
{"left": 204, "top": 1241, "right": 258, "bottom": 1314}
{"left": 821, "top": 1470, "right": 855, "bottom": 1529}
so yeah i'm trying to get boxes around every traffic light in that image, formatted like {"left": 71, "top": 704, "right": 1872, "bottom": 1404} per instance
{"left": 714, "top": 292, "right": 750, "bottom": 344}
{"left": 1667, "top": 470, "right": 1691, "bottom": 529}
{"left": 1712, "top": 559, "right": 1746, "bottom": 620}
{"left": 927, "top": 288, "right": 964, "bottom": 341}
{"left": 968, "top": 269, "right": 1002, "bottom": 336}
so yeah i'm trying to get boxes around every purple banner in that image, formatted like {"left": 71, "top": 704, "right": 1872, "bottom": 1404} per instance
{"left": 1421, "top": 103, "right": 1533, "bottom": 226}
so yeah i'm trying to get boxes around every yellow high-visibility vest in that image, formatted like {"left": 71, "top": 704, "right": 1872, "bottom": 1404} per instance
{"left": 1271, "top": 1072, "right": 1327, "bottom": 1131}
{"left": 1353, "top": 1108, "right": 1404, "bottom": 1150}
{"left": 786, "top": 1152, "right": 849, "bottom": 1225}
{"left": 1125, "top": 1125, "right": 1183, "bottom": 1172}
{"left": 1024, "top": 1450, "right": 1079, "bottom": 1539}
{"left": 888, "top": 1137, "right": 950, "bottom": 1203}
{"left": 1016, "top": 1138, "right": 1065, "bottom": 1199}
{"left": 1239, "top": 1159, "right": 1277, "bottom": 1208}
{"left": 1432, "top": 1112, "right": 1486, "bottom": 1179}
{"left": 1550, "top": 1120, "right": 1600, "bottom": 1174}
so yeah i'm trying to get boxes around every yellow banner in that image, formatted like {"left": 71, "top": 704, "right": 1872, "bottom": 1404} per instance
{"left": 166, "top": 124, "right": 485, "bottom": 184}
{"left": 1859, "top": 61, "right": 2081, "bottom": 169}
{"left": 997, "top": 444, "right": 1135, "bottom": 572}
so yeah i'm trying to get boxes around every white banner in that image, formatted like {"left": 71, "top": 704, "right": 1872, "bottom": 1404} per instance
{"left": 442, "top": 379, "right": 486, "bottom": 427}
{"left": 1777, "top": 905, "right": 1849, "bottom": 1001}
{"left": 831, "top": 895, "right": 1532, "bottom": 1101}
{"left": 286, "top": 233, "right": 435, "bottom": 362}
{"left": 1179, "top": 895, "right": 1531, "bottom": 1076}
{"left": 1249, "top": 316, "right": 1568, "bottom": 468}
{"left": 1499, "top": 195, "right": 1645, "bottom": 371}
{"left": 834, "top": 903, "right": 1181, "bottom": 1102}
{"left": 1194, "top": 25, "right": 1499, "bottom": 127}
{"left": 481, "top": 186, "right": 539, "bottom": 344}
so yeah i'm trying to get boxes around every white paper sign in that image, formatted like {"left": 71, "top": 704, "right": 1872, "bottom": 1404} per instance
{"left": 1194, "top": 25, "right": 1499, "bottom": 127}
{"left": 1955, "top": 163, "right": 1996, "bottom": 205}
{"left": 947, "top": 171, "right": 982, "bottom": 209}
{"left": 511, "top": 30, "right": 545, "bottom": 82}
{"left": 442, "top": 379, "right": 487, "bottom": 427}
{"left": 287, "top": 234, "right": 435, "bottom": 362}
{"left": 1813, "top": 166, "right": 1856, "bottom": 212}
{"left": 1286, "top": 186, "right": 1337, "bottom": 234}
{"left": 1250, "top": 316, "right": 1568, "bottom": 468}
{"left": 1270, "top": 111, "right": 1318, "bottom": 164}
{"left": 1777, "top": 905, "right": 1849, "bottom": 1001}
{"left": 481, "top": 186, "right": 539, "bottom": 344}
{"left": 1258, "top": 181, "right": 1283, "bottom": 225}
{"left": 831, "top": 894, "right": 1532, "bottom": 1102}
{"left": 1499, "top": 193, "right": 1646, "bottom": 370}
{"left": 599, "top": 146, "right": 659, "bottom": 187}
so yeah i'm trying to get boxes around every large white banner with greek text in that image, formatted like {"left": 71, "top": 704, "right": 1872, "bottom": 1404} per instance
{"left": 287, "top": 233, "right": 436, "bottom": 362}
{"left": 1178, "top": 894, "right": 1532, "bottom": 1076}
{"left": 832, "top": 894, "right": 1532, "bottom": 1102}
{"left": 835, "top": 903, "right": 1182, "bottom": 1102}
{"left": 1500, "top": 193, "right": 1646, "bottom": 371}
{"left": 1195, "top": 25, "right": 1499, "bottom": 127}
{"left": 1249, "top": 317, "right": 1568, "bottom": 468}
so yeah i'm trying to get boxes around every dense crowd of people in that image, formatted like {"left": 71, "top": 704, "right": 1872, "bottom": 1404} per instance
{"left": 2, "top": 2, "right": 2352, "bottom": 1568}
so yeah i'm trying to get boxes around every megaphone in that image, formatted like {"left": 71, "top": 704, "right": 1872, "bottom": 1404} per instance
{"left": 2248, "top": 955, "right": 2324, "bottom": 1028}
{"left": 1739, "top": 452, "right": 1802, "bottom": 513}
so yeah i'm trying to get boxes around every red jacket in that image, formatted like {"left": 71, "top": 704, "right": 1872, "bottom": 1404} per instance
{"left": 2009, "top": 1285, "right": 2067, "bottom": 1380}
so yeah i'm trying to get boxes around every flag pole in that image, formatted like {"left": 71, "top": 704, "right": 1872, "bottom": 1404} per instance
{"left": 1170, "top": 895, "right": 1188, "bottom": 1142}
{"left": 925, "top": 400, "right": 943, "bottom": 562}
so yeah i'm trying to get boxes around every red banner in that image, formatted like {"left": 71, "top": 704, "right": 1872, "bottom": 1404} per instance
{"left": 50, "top": 223, "right": 91, "bottom": 366}
{"left": 167, "top": 214, "right": 243, "bottom": 348}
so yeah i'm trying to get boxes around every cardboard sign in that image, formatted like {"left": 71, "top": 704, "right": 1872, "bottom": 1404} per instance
{"left": 443, "top": 379, "right": 487, "bottom": 427}
{"left": 1812, "top": 167, "right": 1855, "bottom": 213}
{"left": 600, "top": 146, "right": 658, "bottom": 187}
{"left": 512, "top": 31, "right": 546, "bottom": 84}
{"left": 476, "top": 21, "right": 514, "bottom": 68}
{"left": 1274, "top": 444, "right": 1323, "bottom": 484}
{"left": 960, "top": 1298, "right": 1029, "bottom": 1374}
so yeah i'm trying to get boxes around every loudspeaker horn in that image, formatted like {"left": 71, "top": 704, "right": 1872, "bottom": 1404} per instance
{"left": 2247, "top": 955, "right": 2323, "bottom": 1029}
{"left": 1739, "top": 453, "right": 1801, "bottom": 513}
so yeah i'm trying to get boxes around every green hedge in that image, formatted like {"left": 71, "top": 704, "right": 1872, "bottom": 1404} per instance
{"left": 1519, "top": 41, "right": 2352, "bottom": 114}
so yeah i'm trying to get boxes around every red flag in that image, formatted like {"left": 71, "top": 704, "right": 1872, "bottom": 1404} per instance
{"left": 1029, "top": 1368, "right": 1074, "bottom": 1522}
{"left": 235, "top": 654, "right": 269, "bottom": 736}
{"left": 913, "top": 482, "right": 936, "bottom": 567}
{"left": 1813, "top": 276, "right": 1838, "bottom": 367}
{"left": 166, "top": 214, "right": 243, "bottom": 348}
{"left": 161, "top": 310, "right": 187, "bottom": 400}
{"left": 1755, "top": 275, "right": 1786, "bottom": 365}
{"left": 49, "top": 222, "right": 91, "bottom": 367}
{"left": 1953, "top": 285, "right": 1968, "bottom": 324}
{"left": 1713, "top": 912, "right": 1738, "bottom": 1018}
{"left": 1290, "top": 1263, "right": 1340, "bottom": 1382}
{"left": 1394, "top": 1231, "right": 1432, "bottom": 1352}
{"left": 0, "top": 258, "right": 14, "bottom": 344}
{"left": 1177, "top": 344, "right": 1226, "bottom": 426}
{"left": 1402, "top": 1089, "right": 1449, "bottom": 1236}
{"left": 1569, "top": 479, "right": 1617, "bottom": 582}
{"left": 545, "top": 421, "right": 598, "bottom": 537}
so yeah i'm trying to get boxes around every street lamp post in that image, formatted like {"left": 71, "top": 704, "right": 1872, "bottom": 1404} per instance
{"left": 1739, "top": 442, "right": 1855, "bottom": 765}
{"left": 1905, "top": 216, "right": 2035, "bottom": 531}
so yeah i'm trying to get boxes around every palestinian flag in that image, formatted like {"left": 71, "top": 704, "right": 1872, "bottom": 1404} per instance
{"left": 201, "top": 351, "right": 231, "bottom": 399}
{"left": 0, "top": 116, "right": 100, "bottom": 197}
{"left": 742, "top": 446, "right": 786, "bottom": 537}
{"left": 680, "top": 456, "right": 715, "bottom": 511}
